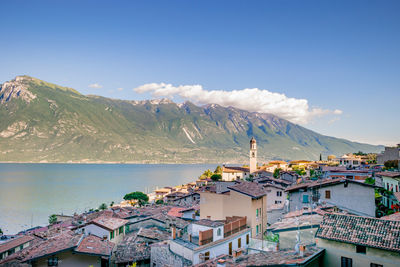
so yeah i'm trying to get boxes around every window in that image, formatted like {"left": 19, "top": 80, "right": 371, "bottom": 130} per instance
{"left": 246, "top": 234, "right": 249, "bottom": 245}
{"left": 204, "top": 251, "right": 210, "bottom": 261}
{"left": 19, "top": 245, "right": 23, "bottom": 250}
{"left": 238, "top": 238, "right": 241, "bottom": 248}
{"left": 341, "top": 256, "right": 352, "bottom": 267}
{"left": 229, "top": 242, "right": 233, "bottom": 255}
{"left": 256, "top": 208, "right": 259, "bottom": 218}
{"left": 256, "top": 225, "right": 259, "bottom": 235}
{"left": 276, "top": 191, "right": 282, "bottom": 197}
{"left": 325, "top": 190, "right": 331, "bottom": 199}
{"left": 217, "top": 228, "right": 221, "bottom": 236}
{"left": 275, "top": 200, "right": 282, "bottom": 204}
{"left": 302, "top": 194, "right": 309, "bottom": 203}
{"left": 110, "top": 231, "right": 114, "bottom": 239}
{"left": 7, "top": 248, "right": 15, "bottom": 255}
{"left": 370, "top": 264, "right": 383, "bottom": 267}
{"left": 356, "top": 245, "right": 366, "bottom": 254}
{"left": 48, "top": 256, "right": 58, "bottom": 266}
{"left": 119, "top": 226, "right": 124, "bottom": 235}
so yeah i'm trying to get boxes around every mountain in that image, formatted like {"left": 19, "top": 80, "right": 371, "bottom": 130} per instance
{"left": 0, "top": 76, "right": 382, "bottom": 163}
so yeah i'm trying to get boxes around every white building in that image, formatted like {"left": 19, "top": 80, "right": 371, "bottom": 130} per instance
{"left": 221, "top": 138, "right": 258, "bottom": 181}
{"left": 169, "top": 217, "right": 251, "bottom": 265}
{"left": 75, "top": 216, "right": 128, "bottom": 244}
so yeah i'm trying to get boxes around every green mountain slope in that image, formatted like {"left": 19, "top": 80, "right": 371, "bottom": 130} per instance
{"left": 0, "top": 76, "right": 382, "bottom": 163}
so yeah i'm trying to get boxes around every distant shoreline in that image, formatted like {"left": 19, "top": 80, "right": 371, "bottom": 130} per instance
{"left": 0, "top": 161, "right": 221, "bottom": 165}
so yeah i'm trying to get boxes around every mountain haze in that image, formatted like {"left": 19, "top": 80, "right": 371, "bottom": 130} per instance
{"left": 0, "top": 76, "right": 382, "bottom": 163}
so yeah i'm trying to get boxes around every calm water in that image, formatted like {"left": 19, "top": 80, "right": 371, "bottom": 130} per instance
{"left": 0, "top": 163, "right": 216, "bottom": 234}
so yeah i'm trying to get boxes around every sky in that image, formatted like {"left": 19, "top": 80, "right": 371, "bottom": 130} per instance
{"left": 0, "top": 0, "right": 399, "bottom": 146}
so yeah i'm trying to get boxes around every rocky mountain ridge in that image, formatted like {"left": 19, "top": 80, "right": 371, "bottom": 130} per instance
{"left": 0, "top": 76, "right": 382, "bottom": 163}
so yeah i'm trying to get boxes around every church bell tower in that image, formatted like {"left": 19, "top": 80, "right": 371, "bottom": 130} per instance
{"left": 249, "top": 137, "right": 257, "bottom": 173}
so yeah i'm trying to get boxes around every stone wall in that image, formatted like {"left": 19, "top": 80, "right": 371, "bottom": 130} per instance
{"left": 150, "top": 242, "right": 192, "bottom": 267}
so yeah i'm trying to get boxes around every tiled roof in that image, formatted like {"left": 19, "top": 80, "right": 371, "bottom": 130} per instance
{"left": 376, "top": 171, "right": 400, "bottom": 178}
{"left": 222, "top": 166, "right": 249, "bottom": 173}
{"left": 193, "top": 246, "right": 323, "bottom": 266}
{"left": 316, "top": 214, "right": 400, "bottom": 252}
{"left": 257, "top": 176, "right": 293, "bottom": 186}
{"left": 193, "top": 219, "right": 224, "bottom": 228}
{"left": 23, "top": 232, "right": 83, "bottom": 262}
{"left": 137, "top": 227, "right": 170, "bottom": 241}
{"left": 0, "top": 236, "right": 34, "bottom": 254}
{"left": 167, "top": 207, "right": 186, "bottom": 218}
{"left": 75, "top": 235, "right": 114, "bottom": 256}
{"left": 113, "top": 232, "right": 151, "bottom": 263}
{"left": 394, "top": 192, "right": 400, "bottom": 202}
{"left": 380, "top": 212, "right": 400, "bottom": 221}
{"left": 90, "top": 216, "right": 128, "bottom": 231}
{"left": 228, "top": 181, "right": 266, "bottom": 198}
{"left": 285, "top": 178, "right": 375, "bottom": 192}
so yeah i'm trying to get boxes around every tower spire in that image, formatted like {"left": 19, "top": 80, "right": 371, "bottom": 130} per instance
{"left": 250, "top": 137, "right": 257, "bottom": 173}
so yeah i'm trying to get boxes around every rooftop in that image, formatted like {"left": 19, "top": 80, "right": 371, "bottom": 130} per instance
{"left": 193, "top": 219, "right": 224, "bottom": 228}
{"left": 23, "top": 232, "right": 83, "bottom": 262}
{"left": 193, "top": 246, "right": 324, "bottom": 266}
{"left": 90, "top": 216, "right": 128, "bottom": 231}
{"left": 285, "top": 178, "right": 375, "bottom": 192}
{"left": 380, "top": 212, "right": 400, "bottom": 221}
{"left": 0, "top": 235, "right": 34, "bottom": 254}
{"left": 228, "top": 181, "right": 266, "bottom": 199}
{"left": 316, "top": 213, "right": 400, "bottom": 252}
{"left": 375, "top": 171, "right": 400, "bottom": 178}
{"left": 75, "top": 235, "right": 115, "bottom": 256}
{"left": 222, "top": 166, "right": 250, "bottom": 173}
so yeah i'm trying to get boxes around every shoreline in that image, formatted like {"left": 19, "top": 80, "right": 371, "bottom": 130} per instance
{"left": 0, "top": 161, "right": 221, "bottom": 165}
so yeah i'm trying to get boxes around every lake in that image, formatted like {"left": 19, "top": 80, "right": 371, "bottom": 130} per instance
{"left": 0, "top": 163, "right": 216, "bottom": 234}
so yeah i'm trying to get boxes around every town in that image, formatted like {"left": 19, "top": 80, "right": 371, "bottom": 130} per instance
{"left": 1, "top": 139, "right": 399, "bottom": 267}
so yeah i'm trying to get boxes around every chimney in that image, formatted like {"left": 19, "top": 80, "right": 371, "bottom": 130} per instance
{"left": 299, "top": 245, "right": 306, "bottom": 257}
{"left": 217, "top": 259, "right": 226, "bottom": 267}
{"left": 171, "top": 226, "right": 176, "bottom": 240}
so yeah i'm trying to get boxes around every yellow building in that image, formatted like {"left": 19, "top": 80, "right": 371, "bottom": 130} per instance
{"left": 199, "top": 181, "right": 267, "bottom": 239}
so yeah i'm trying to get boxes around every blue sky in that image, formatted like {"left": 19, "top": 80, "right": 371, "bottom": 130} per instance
{"left": 0, "top": 0, "right": 399, "bottom": 145}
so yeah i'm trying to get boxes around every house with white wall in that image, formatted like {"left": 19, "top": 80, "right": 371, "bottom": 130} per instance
{"left": 75, "top": 216, "right": 128, "bottom": 244}
{"left": 168, "top": 217, "right": 251, "bottom": 265}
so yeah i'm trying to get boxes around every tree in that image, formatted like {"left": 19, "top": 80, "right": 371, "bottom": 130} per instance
{"left": 214, "top": 165, "right": 222, "bottom": 174}
{"left": 211, "top": 173, "right": 222, "bottom": 181}
{"left": 110, "top": 201, "right": 115, "bottom": 207}
{"left": 99, "top": 203, "right": 108, "bottom": 210}
{"left": 319, "top": 154, "right": 322, "bottom": 161}
{"left": 310, "top": 169, "right": 315, "bottom": 177}
{"left": 124, "top": 191, "right": 149, "bottom": 206}
{"left": 202, "top": 169, "right": 213, "bottom": 178}
{"left": 273, "top": 168, "right": 281, "bottom": 178}
{"left": 155, "top": 199, "right": 164, "bottom": 205}
{"left": 0, "top": 228, "right": 3, "bottom": 235}
{"left": 364, "top": 177, "right": 375, "bottom": 185}
{"left": 245, "top": 174, "right": 254, "bottom": 182}
{"left": 384, "top": 160, "right": 399, "bottom": 169}
{"left": 48, "top": 214, "right": 57, "bottom": 225}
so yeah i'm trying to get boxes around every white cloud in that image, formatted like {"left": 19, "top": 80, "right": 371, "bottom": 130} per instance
{"left": 88, "top": 83, "right": 103, "bottom": 89}
{"left": 134, "top": 83, "right": 343, "bottom": 124}
{"left": 328, "top": 117, "right": 341, "bottom": 124}
{"left": 117, "top": 87, "right": 124, "bottom": 91}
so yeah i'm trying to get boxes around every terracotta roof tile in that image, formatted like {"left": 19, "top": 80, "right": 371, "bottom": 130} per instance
{"left": 91, "top": 216, "right": 128, "bottom": 231}
{"left": 0, "top": 236, "right": 34, "bottom": 254}
{"left": 228, "top": 181, "right": 266, "bottom": 198}
{"left": 316, "top": 213, "right": 400, "bottom": 252}
{"left": 75, "top": 235, "right": 114, "bottom": 256}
